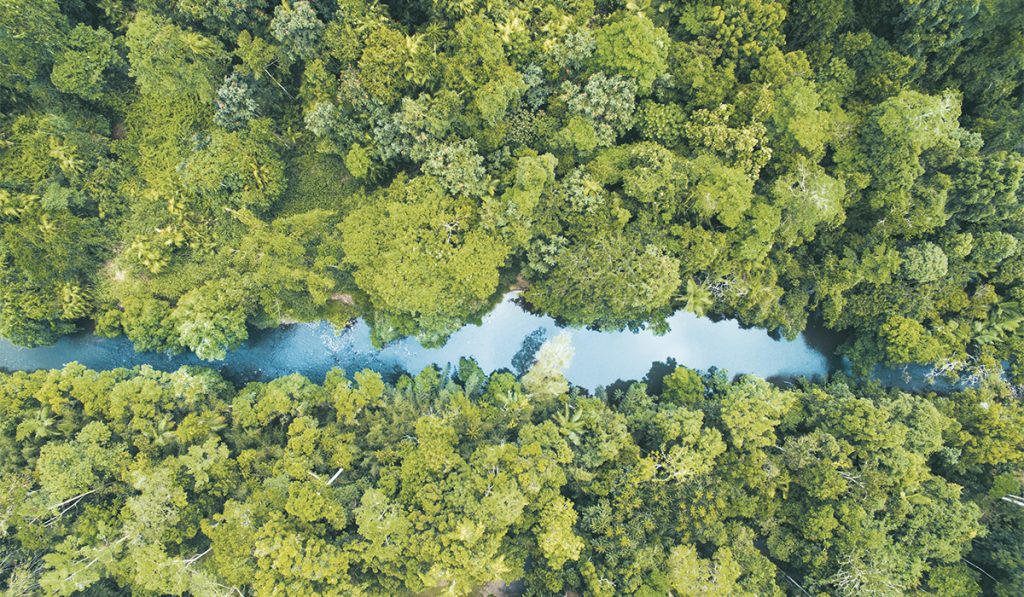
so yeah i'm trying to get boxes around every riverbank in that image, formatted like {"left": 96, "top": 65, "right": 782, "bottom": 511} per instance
{"left": 1, "top": 294, "right": 991, "bottom": 393}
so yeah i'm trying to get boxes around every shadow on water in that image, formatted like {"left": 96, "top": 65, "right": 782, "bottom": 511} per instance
{"left": 593, "top": 358, "right": 685, "bottom": 404}
{"left": 800, "top": 312, "right": 848, "bottom": 373}
{"left": 642, "top": 358, "right": 680, "bottom": 396}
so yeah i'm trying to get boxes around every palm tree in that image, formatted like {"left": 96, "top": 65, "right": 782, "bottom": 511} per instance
{"left": 682, "top": 278, "right": 714, "bottom": 317}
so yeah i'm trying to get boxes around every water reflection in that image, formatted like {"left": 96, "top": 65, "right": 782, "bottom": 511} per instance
{"left": 1, "top": 294, "right": 837, "bottom": 389}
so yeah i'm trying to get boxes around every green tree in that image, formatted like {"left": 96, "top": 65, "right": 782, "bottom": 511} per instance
{"left": 0, "top": 0, "right": 66, "bottom": 94}
{"left": 525, "top": 234, "right": 681, "bottom": 329}
{"left": 901, "top": 242, "right": 949, "bottom": 283}
{"left": 171, "top": 278, "right": 250, "bottom": 360}
{"left": 214, "top": 73, "right": 259, "bottom": 131}
{"left": 521, "top": 332, "right": 574, "bottom": 399}
{"left": 879, "top": 315, "right": 946, "bottom": 364}
{"left": 687, "top": 154, "right": 755, "bottom": 228}
{"left": 50, "top": 24, "right": 123, "bottom": 103}
{"left": 177, "top": 122, "right": 286, "bottom": 212}
{"left": 593, "top": 14, "right": 669, "bottom": 94}
{"left": 126, "top": 12, "right": 228, "bottom": 101}
{"left": 270, "top": 0, "right": 324, "bottom": 59}
{"left": 340, "top": 176, "right": 510, "bottom": 345}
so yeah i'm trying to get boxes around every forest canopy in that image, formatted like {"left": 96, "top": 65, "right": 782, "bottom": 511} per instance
{"left": 4, "top": 2, "right": 1024, "bottom": 595}
{"left": 0, "top": 356, "right": 1022, "bottom": 595}
{"left": 1, "top": 0, "right": 1023, "bottom": 381}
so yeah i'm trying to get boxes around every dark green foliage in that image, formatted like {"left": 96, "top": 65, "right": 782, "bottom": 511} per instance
{"left": 125, "top": 11, "right": 228, "bottom": 102}
{"left": 0, "top": 0, "right": 66, "bottom": 97}
{"left": 339, "top": 175, "right": 509, "bottom": 346}
{"left": 524, "top": 234, "right": 681, "bottom": 329}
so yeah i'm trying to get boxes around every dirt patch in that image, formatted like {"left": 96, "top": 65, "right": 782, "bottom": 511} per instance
{"left": 509, "top": 274, "right": 530, "bottom": 291}
{"left": 102, "top": 258, "right": 127, "bottom": 283}
{"left": 418, "top": 580, "right": 523, "bottom": 597}
{"left": 474, "top": 581, "right": 514, "bottom": 596}
{"left": 330, "top": 292, "right": 355, "bottom": 305}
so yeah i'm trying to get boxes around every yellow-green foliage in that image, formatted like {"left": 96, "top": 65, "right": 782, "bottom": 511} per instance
{"left": 0, "top": 363, "right": 1016, "bottom": 595}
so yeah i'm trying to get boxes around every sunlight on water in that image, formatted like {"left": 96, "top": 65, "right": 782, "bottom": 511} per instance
{"left": 0, "top": 294, "right": 830, "bottom": 389}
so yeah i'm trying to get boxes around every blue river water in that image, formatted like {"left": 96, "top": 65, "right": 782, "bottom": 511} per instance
{"left": 0, "top": 294, "right": 845, "bottom": 389}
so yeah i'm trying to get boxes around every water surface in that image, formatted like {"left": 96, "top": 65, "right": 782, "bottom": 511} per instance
{"left": 0, "top": 295, "right": 832, "bottom": 389}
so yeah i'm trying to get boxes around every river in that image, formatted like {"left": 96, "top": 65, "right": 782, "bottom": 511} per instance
{"left": 0, "top": 294, "right": 961, "bottom": 391}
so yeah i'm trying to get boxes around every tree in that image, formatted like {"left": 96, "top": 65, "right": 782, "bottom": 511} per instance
{"left": 214, "top": 73, "right": 259, "bottom": 130}
{"left": 525, "top": 234, "right": 681, "bottom": 329}
{"left": 484, "top": 153, "right": 557, "bottom": 247}
{"left": 667, "top": 545, "right": 745, "bottom": 596}
{"left": 770, "top": 158, "right": 845, "bottom": 246}
{"left": 51, "top": 24, "right": 123, "bottom": 103}
{"left": 357, "top": 25, "right": 411, "bottom": 104}
{"left": 115, "top": 295, "right": 182, "bottom": 353}
{"left": 421, "top": 139, "right": 491, "bottom": 198}
{"left": 0, "top": 175, "right": 107, "bottom": 346}
{"left": 687, "top": 154, "right": 755, "bottom": 228}
{"left": 662, "top": 366, "right": 705, "bottom": 405}
{"left": 521, "top": 332, "right": 574, "bottom": 399}
{"left": 0, "top": 0, "right": 66, "bottom": 94}
{"left": 339, "top": 176, "right": 510, "bottom": 346}
{"left": 677, "top": 0, "right": 787, "bottom": 74}
{"left": 561, "top": 73, "right": 637, "bottom": 147}
{"left": 593, "top": 14, "right": 669, "bottom": 94}
{"left": 177, "top": 122, "right": 286, "bottom": 212}
{"left": 681, "top": 104, "right": 772, "bottom": 178}
{"left": 126, "top": 12, "right": 228, "bottom": 101}
{"left": 759, "top": 65, "right": 834, "bottom": 161}
{"left": 879, "top": 315, "right": 946, "bottom": 364}
{"left": 901, "top": 242, "right": 949, "bottom": 283}
{"left": 636, "top": 100, "right": 686, "bottom": 146}
{"left": 682, "top": 278, "right": 715, "bottom": 317}
{"left": 171, "top": 278, "right": 250, "bottom": 360}
{"left": 232, "top": 209, "right": 337, "bottom": 324}
{"left": 270, "top": 0, "right": 324, "bottom": 59}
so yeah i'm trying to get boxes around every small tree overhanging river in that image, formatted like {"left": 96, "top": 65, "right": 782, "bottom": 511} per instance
{"left": 0, "top": 294, "right": 966, "bottom": 391}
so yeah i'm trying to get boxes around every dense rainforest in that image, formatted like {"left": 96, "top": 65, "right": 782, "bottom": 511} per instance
{"left": 0, "top": 347, "right": 1021, "bottom": 596}
{"left": 1, "top": 0, "right": 1024, "bottom": 379}
{"left": 3, "top": 1, "right": 1024, "bottom": 595}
